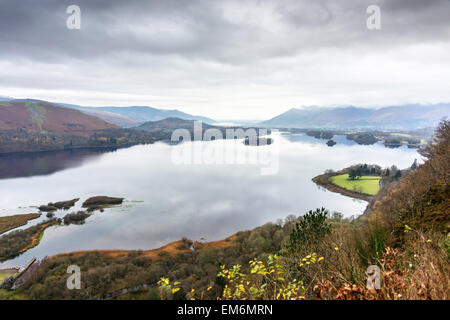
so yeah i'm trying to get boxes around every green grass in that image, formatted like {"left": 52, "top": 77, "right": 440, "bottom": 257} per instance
{"left": 330, "top": 174, "right": 381, "bottom": 195}
{"left": 38, "top": 230, "right": 45, "bottom": 243}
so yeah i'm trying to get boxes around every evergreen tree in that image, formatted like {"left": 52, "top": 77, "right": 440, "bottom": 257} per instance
{"left": 411, "top": 158, "right": 418, "bottom": 170}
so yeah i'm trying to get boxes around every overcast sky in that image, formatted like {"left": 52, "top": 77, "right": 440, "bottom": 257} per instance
{"left": 0, "top": 0, "right": 449, "bottom": 120}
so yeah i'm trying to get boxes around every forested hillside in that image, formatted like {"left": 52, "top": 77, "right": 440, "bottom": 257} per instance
{"left": 0, "top": 101, "right": 181, "bottom": 154}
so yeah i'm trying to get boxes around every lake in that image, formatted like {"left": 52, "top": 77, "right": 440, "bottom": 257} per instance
{"left": 0, "top": 132, "right": 419, "bottom": 268}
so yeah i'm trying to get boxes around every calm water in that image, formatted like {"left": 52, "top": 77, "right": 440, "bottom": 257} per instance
{"left": 0, "top": 132, "right": 419, "bottom": 268}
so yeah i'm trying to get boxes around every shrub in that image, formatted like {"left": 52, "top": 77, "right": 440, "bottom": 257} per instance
{"left": 157, "top": 250, "right": 169, "bottom": 257}
{"left": 63, "top": 211, "right": 90, "bottom": 225}
{"left": 287, "top": 208, "right": 331, "bottom": 252}
{"left": 217, "top": 254, "right": 308, "bottom": 300}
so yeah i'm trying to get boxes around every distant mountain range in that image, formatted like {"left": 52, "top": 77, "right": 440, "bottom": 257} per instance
{"left": 2, "top": 97, "right": 448, "bottom": 131}
{"left": 261, "top": 104, "right": 449, "bottom": 129}
{"left": 0, "top": 99, "right": 217, "bottom": 139}
{"left": 57, "top": 103, "right": 216, "bottom": 127}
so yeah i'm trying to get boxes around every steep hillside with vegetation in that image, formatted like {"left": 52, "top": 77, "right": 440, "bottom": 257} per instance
{"left": 0, "top": 102, "right": 191, "bottom": 154}
{"left": 0, "top": 100, "right": 118, "bottom": 134}
{"left": 367, "top": 120, "right": 449, "bottom": 237}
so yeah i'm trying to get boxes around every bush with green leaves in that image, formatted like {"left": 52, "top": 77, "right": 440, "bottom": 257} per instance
{"left": 287, "top": 208, "right": 331, "bottom": 252}
{"left": 217, "top": 254, "right": 307, "bottom": 300}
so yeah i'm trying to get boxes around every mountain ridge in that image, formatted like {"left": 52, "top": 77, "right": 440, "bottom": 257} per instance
{"left": 135, "top": 117, "right": 217, "bottom": 133}
{"left": 262, "top": 104, "right": 449, "bottom": 129}
{"left": 0, "top": 100, "right": 118, "bottom": 135}
{"left": 57, "top": 103, "right": 216, "bottom": 127}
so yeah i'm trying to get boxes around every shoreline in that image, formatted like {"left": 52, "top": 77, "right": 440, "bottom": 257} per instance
{"left": 0, "top": 142, "right": 144, "bottom": 157}
{"left": 48, "top": 167, "right": 377, "bottom": 263}
{"left": 1, "top": 167, "right": 372, "bottom": 267}
{"left": 1, "top": 166, "right": 376, "bottom": 267}
{"left": 51, "top": 233, "right": 240, "bottom": 261}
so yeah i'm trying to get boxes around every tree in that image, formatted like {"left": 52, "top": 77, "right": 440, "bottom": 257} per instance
{"left": 287, "top": 208, "right": 331, "bottom": 252}
{"left": 356, "top": 167, "right": 363, "bottom": 179}
{"left": 411, "top": 159, "right": 418, "bottom": 170}
{"left": 394, "top": 170, "right": 402, "bottom": 180}
{"left": 349, "top": 168, "right": 361, "bottom": 180}
{"left": 330, "top": 211, "right": 344, "bottom": 220}
{"left": 349, "top": 169, "right": 356, "bottom": 180}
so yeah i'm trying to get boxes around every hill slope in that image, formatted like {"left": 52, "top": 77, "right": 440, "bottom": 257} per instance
{"left": 0, "top": 100, "right": 118, "bottom": 135}
{"left": 59, "top": 104, "right": 215, "bottom": 127}
{"left": 262, "top": 104, "right": 449, "bottom": 129}
{"left": 135, "top": 117, "right": 216, "bottom": 133}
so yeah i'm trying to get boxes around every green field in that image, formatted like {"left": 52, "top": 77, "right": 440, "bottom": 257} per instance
{"left": 329, "top": 174, "right": 381, "bottom": 195}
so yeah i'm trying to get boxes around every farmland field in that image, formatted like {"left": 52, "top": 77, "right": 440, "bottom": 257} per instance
{"left": 329, "top": 174, "right": 381, "bottom": 195}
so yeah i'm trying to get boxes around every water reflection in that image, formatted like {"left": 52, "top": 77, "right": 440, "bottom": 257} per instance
{"left": 0, "top": 132, "right": 419, "bottom": 268}
{"left": 0, "top": 147, "right": 118, "bottom": 179}
{"left": 281, "top": 133, "right": 359, "bottom": 146}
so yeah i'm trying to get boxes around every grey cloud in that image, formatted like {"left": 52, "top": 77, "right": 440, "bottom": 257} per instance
{"left": 1, "top": 0, "right": 449, "bottom": 64}
{"left": 0, "top": 0, "right": 449, "bottom": 119}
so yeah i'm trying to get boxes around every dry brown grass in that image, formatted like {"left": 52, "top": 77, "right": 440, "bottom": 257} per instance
{"left": 281, "top": 223, "right": 369, "bottom": 297}
{"left": 280, "top": 215, "right": 449, "bottom": 300}
{"left": 0, "top": 213, "right": 41, "bottom": 235}
{"left": 379, "top": 231, "right": 449, "bottom": 300}
{"left": 312, "top": 230, "right": 449, "bottom": 300}
{"left": 193, "top": 234, "right": 238, "bottom": 250}
{"left": 53, "top": 234, "right": 238, "bottom": 261}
